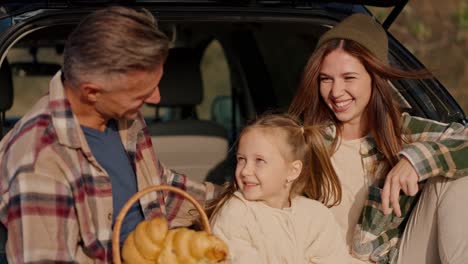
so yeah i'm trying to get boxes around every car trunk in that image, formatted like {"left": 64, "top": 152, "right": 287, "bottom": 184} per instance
{"left": 0, "top": 0, "right": 465, "bottom": 143}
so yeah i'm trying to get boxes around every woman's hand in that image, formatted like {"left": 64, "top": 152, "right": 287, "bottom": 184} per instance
{"left": 381, "top": 158, "right": 419, "bottom": 217}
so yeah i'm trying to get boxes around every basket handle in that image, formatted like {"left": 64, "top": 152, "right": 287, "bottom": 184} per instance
{"left": 112, "top": 185, "right": 211, "bottom": 264}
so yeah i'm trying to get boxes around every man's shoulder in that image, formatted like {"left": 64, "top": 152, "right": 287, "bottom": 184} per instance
{"left": 0, "top": 97, "right": 59, "bottom": 164}
{"left": 0, "top": 98, "right": 68, "bottom": 193}
{"left": 5, "top": 102, "right": 54, "bottom": 142}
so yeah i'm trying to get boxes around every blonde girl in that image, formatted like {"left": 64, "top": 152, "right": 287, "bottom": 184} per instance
{"left": 210, "top": 113, "right": 349, "bottom": 264}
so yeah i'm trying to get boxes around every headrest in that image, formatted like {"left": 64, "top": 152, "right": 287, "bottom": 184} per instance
{"left": 157, "top": 48, "right": 203, "bottom": 107}
{"left": 0, "top": 59, "right": 13, "bottom": 112}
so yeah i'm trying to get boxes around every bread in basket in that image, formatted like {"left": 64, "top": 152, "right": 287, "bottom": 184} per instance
{"left": 112, "top": 185, "right": 228, "bottom": 264}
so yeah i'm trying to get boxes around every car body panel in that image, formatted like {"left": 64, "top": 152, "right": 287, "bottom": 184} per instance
{"left": 1, "top": 0, "right": 408, "bottom": 26}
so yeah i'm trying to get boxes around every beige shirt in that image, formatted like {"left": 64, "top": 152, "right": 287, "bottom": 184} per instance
{"left": 330, "top": 138, "right": 374, "bottom": 263}
{"left": 211, "top": 192, "right": 349, "bottom": 264}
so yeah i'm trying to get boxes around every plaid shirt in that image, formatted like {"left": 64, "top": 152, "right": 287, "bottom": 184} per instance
{"left": 345, "top": 113, "right": 468, "bottom": 263}
{"left": 0, "top": 72, "right": 218, "bottom": 263}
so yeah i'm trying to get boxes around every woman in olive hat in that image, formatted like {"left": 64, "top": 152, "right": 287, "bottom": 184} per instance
{"left": 289, "top": 13, "right": 468, "bottom": 264}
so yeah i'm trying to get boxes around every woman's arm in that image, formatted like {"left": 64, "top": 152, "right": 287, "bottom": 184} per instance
{"left": 382, "top": 113, "right": 467, "bottom": 216}
{"left": 399, "top": 113, "right": 467, "bottom": 180}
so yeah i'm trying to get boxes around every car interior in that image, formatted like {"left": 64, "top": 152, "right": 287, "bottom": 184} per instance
{"left": 0, "top": 3, "right": 467, "bottom": 262}
{"left": 1, "top": 16, "right": 464, "bottom": 184}
{"left": 0, "top": 19, "right": 324, "bottom": 183}
{"left": 147, "top": 47, "right": 230, "bottom": 183}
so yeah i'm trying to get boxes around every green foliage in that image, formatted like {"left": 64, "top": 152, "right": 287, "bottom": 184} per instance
{"left": 409, "top": 20, "right": 431, "bottom": 40}
{"left": 455, "top": 0, "right": 468, "bottom": 28}
{"left": 365, "top": 6, "right": 391, "bottom": 23}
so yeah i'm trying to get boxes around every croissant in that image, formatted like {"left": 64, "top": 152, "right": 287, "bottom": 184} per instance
{"left": 122, "top": 217, "right": 228, "bottom": 264}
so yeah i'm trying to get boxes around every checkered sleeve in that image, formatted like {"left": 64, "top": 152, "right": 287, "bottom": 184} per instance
{"left": 352, "top": 186, "right": 417, "bottom": 264}
{"left": 161, "top": 165, "right": 223, "bottom": 228}
{"left": 399, "top": 113, "right": 468, "bottom": 181}
{"left": 3, "top": 170, "right": 76, "bottom": 263}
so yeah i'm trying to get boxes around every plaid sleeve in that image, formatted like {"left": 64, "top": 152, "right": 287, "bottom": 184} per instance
{"left": 4, "top": 172, "right": 76, "bottom": 263}
{"left": 161, "top": 165, "right": 223, "bottom": 228}
{"left": 352, "top": 186, "right": 417, "bottom": 264}
{"left": 399, "top": 113, "right": 468, "bottom": 181}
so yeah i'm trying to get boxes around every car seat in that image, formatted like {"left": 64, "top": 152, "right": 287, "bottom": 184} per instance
{"left": 147, "top": 47, "right": 229, "bottom": 183}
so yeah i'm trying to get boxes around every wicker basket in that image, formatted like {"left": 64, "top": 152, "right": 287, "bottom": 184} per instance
{"left": 111, "top": 185, "right": 211, "bottom": 264}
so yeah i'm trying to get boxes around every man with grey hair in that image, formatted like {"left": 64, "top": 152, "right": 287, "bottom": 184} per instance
{"left": 0, "top": 6, "right": 218, "bottom": 263}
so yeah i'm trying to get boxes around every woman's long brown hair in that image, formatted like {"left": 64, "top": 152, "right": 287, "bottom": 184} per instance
{"left": 289, "top": 39, "right": 432, "bottom": 166}
{"left": 208, "top": 113, "right": 341, "bottom": 222}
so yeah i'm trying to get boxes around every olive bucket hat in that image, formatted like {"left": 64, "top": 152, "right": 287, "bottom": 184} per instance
{"left": 316, "top": 13, "right": 389, "bottom": 64}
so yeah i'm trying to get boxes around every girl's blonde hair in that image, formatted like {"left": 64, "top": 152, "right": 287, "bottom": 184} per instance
{"left": 209, "top": 113, "right": 341, "bottom": 221}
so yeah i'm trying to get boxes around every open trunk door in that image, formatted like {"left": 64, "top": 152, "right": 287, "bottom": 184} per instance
{"left": 1, "top": 0, "right": 407, "bottom": 28}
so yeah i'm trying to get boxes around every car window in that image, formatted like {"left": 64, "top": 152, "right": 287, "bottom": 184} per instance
{"left": 6, "top": 46, "right": 62, "bottom": 118}
{"left": 252, "top": 23, "right": 319, "bottom": 111}
{"left": 141, "top": 36, "right": 242, "bottom": 142}
{"left": 199, "top": 39, "right": 231, "bottom": 121}
{"left": 2, "top": 23, "right": 251, "bottom": 145}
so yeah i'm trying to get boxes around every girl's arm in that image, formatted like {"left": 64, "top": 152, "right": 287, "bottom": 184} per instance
{"left": 210, "top": 197, "right": 264, "bottom": 264}
{"left": 304, "top": 200, "right": 350, "bottom": 264}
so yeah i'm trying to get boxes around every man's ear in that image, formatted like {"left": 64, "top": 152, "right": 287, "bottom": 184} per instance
{"left": 287, "top": 160, "right": 303, "bottom": 182}
{"left": 80, "top": 83, "right": 102, "bottom": 103}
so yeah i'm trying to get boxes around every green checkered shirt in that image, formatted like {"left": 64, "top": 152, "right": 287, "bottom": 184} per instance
{"left": 333, "top": 113, "right": 467, "bottom": 263}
